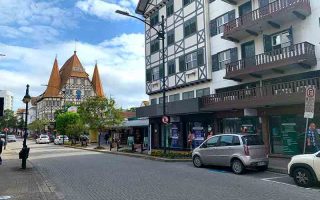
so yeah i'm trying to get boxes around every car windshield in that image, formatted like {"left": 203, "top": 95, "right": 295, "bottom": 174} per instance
{"left": 241, "top": 135, "right": 264, "bottom": 146}
{"left": 41, "top": 136, "right": 48, "bottom": 138}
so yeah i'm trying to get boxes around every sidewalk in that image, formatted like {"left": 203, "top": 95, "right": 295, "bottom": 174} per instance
{"left": 0, "top": 142, "right": 60, "bottom": 200}
{"left": 65, "top": 143, "right": 290, "bottom": 173}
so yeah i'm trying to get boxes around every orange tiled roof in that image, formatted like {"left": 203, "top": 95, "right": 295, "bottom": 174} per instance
{"left": 59, "top": 51, "right": 89, "bottom": 88}
{"left": 44, "top": 58, "right": 61, "bottom": 98}
{"left": 92, "top": 64, "right": 104, "bottom": 97}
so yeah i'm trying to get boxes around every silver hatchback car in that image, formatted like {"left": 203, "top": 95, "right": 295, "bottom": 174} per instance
{"left": 192, "top": 134, "right": 268, "bottom": 174}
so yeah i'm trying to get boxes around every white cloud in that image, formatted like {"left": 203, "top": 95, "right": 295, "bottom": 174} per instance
{"left": 76, "top": 0, "right": 136, "bottom": 21}
{"left": 0, "top": 33, "right": 147, "bottom": 110}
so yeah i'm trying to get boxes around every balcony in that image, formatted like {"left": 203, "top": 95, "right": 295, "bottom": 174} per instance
{"left": 222, "top": 0, "right": 311, "bottom": 42}
{"left": 201, "top": 77, "right": 320, "bottom": 111}
{"left": 221, "top": 0, "right": 241, "bottom": 5}
{"left": 225, "top": 42, "right": 316, "bottom": 81}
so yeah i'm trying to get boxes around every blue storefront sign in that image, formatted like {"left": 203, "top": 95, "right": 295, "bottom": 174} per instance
{"left": 171, "top": 125, "right": 180, "bottom": 148}
{"left": 193, "top": 126, "right": 204, "bottom": 148}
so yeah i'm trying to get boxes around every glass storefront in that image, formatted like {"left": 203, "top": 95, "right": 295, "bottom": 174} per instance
{"left": 222, "top": 117, "right": 260, "bottom": 135}
{"left": 269, "top": 115, "right": 320, "bottom": 155}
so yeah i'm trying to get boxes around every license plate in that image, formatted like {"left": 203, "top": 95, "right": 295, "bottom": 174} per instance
{"left": 257, "top": 162, "right": 266, "bottom": 166}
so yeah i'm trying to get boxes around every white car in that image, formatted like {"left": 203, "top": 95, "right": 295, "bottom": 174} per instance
{"left": 36, "top": 135, "right": 50, "bottom": 144}
{"left": 54, "top": 135, "right": 69, "bottom": 145}
{"left": 288, "top": 151, "right": 320, "bottom": 187}
{"left": 7, "top": 135, "right": 17, "bottom": 142}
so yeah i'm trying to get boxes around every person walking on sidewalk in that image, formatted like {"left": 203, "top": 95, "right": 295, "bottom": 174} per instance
{"left": 0, "top": 138, "right": 4, "bottom": 165}
{"left": 306, "top": 123, "right": 320, "bottom": 153}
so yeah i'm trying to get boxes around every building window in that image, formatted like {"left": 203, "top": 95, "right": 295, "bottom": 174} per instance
{"left": 196, "top": 88, "right": 210, "bottom": 97}
{"left": 168, "top": 60, "right": 175, "bottom": 75}
{"left": 218, "top": 50, "right": 231, "bottom": 70}
{"left": 150, "top": 98, "right": 157, "bottom": 105}
{"left": 84, "top": 90, "right": 91, "bottom": 96}
{"left": 264, "top": 29, "right": 293, "bottom": 52}
{"left": 184, "top": 17, "right": 197, "bottom": 38}
{"left": 183, "top": 0, "right": 194, "bottom": 6}
{"left": 159, "top": 96, "right": 168, "bottom": 104}
{"left": 151, "top": 66, "right": 163, "bottom": 81}
{"left": 150, "top": 39, "right": 160, "bottom": 54}
{"left": 81, "top": 78, "right": 85, "bottom": 85}
{"left": 210, "top": 10, "right": 235, "bottom": 37}
{"left": 150, "top": 12, "right": 159, "bottom": 27}
{"left": 169, "top": 94, "right": 180, "bottom": 102}
{"left": 182, "top": 91, "right": 194, "bottom": 100}
{"left": 167, "top": 30, "right": 175, "bottom": 46}
{"left": 179, "top": 48, "right": 204, "bottom": 72}
{"left": 166, "top": 0, "right": 174, "bottom": 17}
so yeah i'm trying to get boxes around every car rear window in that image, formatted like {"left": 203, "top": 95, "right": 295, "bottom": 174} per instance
{"left": 241, "top": 135, "right": 264, "bottom": 146}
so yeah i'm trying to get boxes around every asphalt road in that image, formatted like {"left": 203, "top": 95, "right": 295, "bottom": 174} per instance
{"left": 24, "top": 141, "right": 319, "bottom": 200}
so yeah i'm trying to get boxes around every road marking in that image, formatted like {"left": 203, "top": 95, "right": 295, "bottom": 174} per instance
{"left": 261, "top": 176, "right": 320, "bottom": 191}
{"left": 208, "top": 169, "right": 228, "bottom": 173}
{"left": 0, "top": 196, "right": 11, "bottom": 200}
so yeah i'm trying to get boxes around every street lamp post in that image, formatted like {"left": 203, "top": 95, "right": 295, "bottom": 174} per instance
{"left": 21, "top": 84, "right": 31, "bottom": 169}
{"left": 115, "top": 10, "right": 168, "bottom": 153}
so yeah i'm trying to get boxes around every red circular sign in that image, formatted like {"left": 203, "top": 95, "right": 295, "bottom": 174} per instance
{"left": 307, "top": 88, "right": 315, "bottom": 98}
{"left": 3, "top": 128, "right": 8, "bottom": 132}
{"left": 162, "top": 116, "right": 169, "bottom": 124}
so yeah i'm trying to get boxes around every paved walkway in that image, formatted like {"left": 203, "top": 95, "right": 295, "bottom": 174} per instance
{"left": 0, "top": 140, "right": 60, "bottom": 200}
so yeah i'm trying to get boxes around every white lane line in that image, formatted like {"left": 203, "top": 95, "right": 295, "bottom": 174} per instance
{"left": 261, "top": 177, "right": 320, "bottom": 192}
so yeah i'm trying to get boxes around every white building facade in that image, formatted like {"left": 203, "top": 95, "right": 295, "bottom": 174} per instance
{"left": 136, "top": 0, "right": 320, "bottom": 155}
{"left": 0, "top": 90, "right": 13, "bottom": 111}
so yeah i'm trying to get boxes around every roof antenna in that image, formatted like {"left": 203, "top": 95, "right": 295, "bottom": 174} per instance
{"left": 55, "top": 54, "right": 57, "bottom": 60}
{"left": 74, "top": 39, "right": 77, "bottom": 54}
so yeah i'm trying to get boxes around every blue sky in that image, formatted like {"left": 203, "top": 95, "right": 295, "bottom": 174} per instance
{"left": 0, "top": 0, "right": 147, "bottom": 110}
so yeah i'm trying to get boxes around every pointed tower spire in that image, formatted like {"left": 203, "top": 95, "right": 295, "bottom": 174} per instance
{"left": 44, "top": 57, "right": 61, "bottom": 97}
{"left": 92, "top": 63, "right": 104, "bottom": 97}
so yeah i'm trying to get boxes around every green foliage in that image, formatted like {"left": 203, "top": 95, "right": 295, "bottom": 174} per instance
{"left": 78, "top": 97, "right": 124, "bottom": 132}
{"left": 28, "top": 119, "right": 49, "bottom": 133}
{"left": 0, "top": 109, "right": 18, "bottom": 130}
{"left": 56, "top": 112, "right": 82, "bottom": 137}
{"left": 151, "top": 150, "right": 192, "bottom": 159}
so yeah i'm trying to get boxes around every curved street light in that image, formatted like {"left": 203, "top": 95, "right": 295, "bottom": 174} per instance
{"left": 115, "top": 10, "right": 168, "bottom": 154}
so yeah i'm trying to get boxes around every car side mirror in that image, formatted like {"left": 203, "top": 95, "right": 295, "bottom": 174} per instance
{"left": 316, "top": 153, "right": 320, "bottom": 158}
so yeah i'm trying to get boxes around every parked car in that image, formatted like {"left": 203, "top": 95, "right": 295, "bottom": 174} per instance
{"left": 54, "top": 135, "right": 69, "bottom": 145}
{"left": 192, "top": 134, "right": 269, "bottom": 174}
{"left": 36, "top": 135, "right": 50, "bottom": 144}
{"left": 288, "top": 151, "right": 320, "bottom": 187}
{"left": 7, "top": 135, "right": 17, "bottom": 142}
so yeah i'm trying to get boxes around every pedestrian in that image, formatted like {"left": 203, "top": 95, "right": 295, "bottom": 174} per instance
{"left": 104, "top": 132, "right": 109, "bottom": 145}
{"left": 187, "top": 131, "right": 194, "bottom": 150}
{"left": 306, "top": 123, "right": 320, "bottom": 153}
{"left": 0, "top": 138, "right": 4, "bottom": 165}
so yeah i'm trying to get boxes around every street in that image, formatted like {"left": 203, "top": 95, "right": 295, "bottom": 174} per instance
{"left": 1, "top": 140, "right": 318, "bottom": 200}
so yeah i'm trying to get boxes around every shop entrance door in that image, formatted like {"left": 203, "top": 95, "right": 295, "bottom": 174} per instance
{"left": 241, "top": 41, "right": 256, "bottom": 69}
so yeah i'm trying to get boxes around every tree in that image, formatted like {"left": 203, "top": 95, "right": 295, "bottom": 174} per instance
{"left": 56, "top": 112, "right": 83, "bottom": 141}
{"left": 28, "top": 119, "right": 49, "bottom": 135}
{"left": 78, "top": 96, "right": 124, "bottom": 148}
{"left": 0, "top": 109, "right": 17, "bottom": 131}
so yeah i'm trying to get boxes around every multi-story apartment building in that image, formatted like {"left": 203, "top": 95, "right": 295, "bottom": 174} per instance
{"left": 35, "top": 51, "right": 104, "bottom": 122}
{"left": 0, "top": 90, "right": 14, "bottom": 111}
{"left": 136, "top": 0, "right": 320, "bottom": 156}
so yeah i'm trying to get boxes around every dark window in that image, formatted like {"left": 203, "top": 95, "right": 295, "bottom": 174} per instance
{"left": 183, "top": 0, "right": 195, "bottom": 6}
{"left": 166, "top": 0, "right": 174, "bottom": 17}
{"left": 150, "top": 39, "right": 159, "bottom": 54}
{"left": 151, "top": 66, "right": 159, "bottom": 81}
{"left": 146, "top": 69, "right": 152, "bottom": 82}
{"left": 219, "top": 135, "right": 234, "bottom": 146}
{"left": 196, "top": 88, "right": 210, "bottom": 97}
{"left": 150, "top": 12, "right": 159, "bottom": 27}
{"left": 167, "top": 30, "right": 175, "bottom": 46}
{"left": 179, "top": 56, "right": 186, "bottom": 72}
{"left": 212, "top": 49, "right": 234, "bottom": 72}
{"left": 233, "top": 136, "right": 241, "bottom": 146}
{"left": 264, "top": 29, "right": 293, "bottom": 52}
{"left": 182, "top": 91, "right": 194, "bottom": 100}
{"left": 183, "top": 48, "right": 204, "bottom": 71}
{"left": 206, "top": 136, "right": 219, "bottom": 147}
{"left": 169, "top": 94, "right": 180, "bottom": 102}
{"left": 184, "top": 17, "right": 197, "bottom": 38}
{"left": 242, "top": 135, "right": 264, "bottom": 146}
{"left": 168, "top": 60, "right": 175, "bottom": 75}
{"left": 150, "top": 99, "right": 157, "bottom": 105}
{"left": 159, "top": 96, "right": 168, "bottom": 104}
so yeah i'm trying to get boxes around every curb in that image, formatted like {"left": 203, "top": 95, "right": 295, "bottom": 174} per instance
{"left": 267, "top": 167, "right": 288, "bottom": 174}
{"left": 64, "top": 145, "right": 192, "bottom": 162}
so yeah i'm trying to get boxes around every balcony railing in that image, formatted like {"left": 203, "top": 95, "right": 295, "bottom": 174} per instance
{"left": 202, "top": 77, "right": 320, "bottom": 110}
{"left": 225, "top": 42, "right": 316, "bottom": 80}
{"left": 223, "top": 0, "right": 311, "bottom": 41}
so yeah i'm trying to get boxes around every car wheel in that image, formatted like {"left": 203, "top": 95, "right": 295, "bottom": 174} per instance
{"left": 293, "top": 168, "right": 315, "bottom": 188}
{"left": 231, "top": 159, "right": 245, "bottom": 174}
{"left": 257, "top": 165, "right": 268, "bottom": 171}
{"left": 193, "top": 155, "right": 203, "bottom": 168}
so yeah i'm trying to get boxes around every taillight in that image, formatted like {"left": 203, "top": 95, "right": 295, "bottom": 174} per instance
{"left": 244, "top": 145, "right": 250, "bottom": 156}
